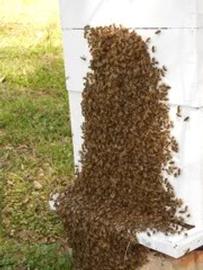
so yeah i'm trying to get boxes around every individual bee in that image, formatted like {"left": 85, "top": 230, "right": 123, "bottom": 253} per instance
{"left": 152, "top": 57, "right": 159, "bottom": 65}
{"left": 176, "top": 105, "right": 181, "bottom": 117}
{"left": 179, "top": 205, "right": 188, "bottom": 214}
{"left": 152, "top": 46, "right": 156, "bottom": 53}
{"left": 179, "top": 209, "right": 185, "bottom": 214}
{"left": 84, "top": 25, "right": 90, "bottom": 38}
{"left": 146, "top": 37, "right": 151, "bottom": 43}
{"left": 184, "top": 205, "right": 188, "bottom": 212}
{"left": 169, "top": 160, "right": 175, "bottom": 165}
{"left": 177, "top": 168, "right": 181, "bottom": 176}
{"left": 84, "top": 24, "right": 90, "bottom": 30}
{"left": 162, "top": 65, "right": 167, "bottom": 72}
{"left": 160, "top": 69, "right": 165, "bottom": 77}
{"left": 155, "top": 30, "right": 161, "bottom": 35}
{"left": 80, "top": 55, "right": 87, "bottom": 61}
{"left": 184, "top": 116, "right": 190, "bottom": 122}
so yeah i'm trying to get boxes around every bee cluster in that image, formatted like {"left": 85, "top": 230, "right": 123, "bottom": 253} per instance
{"left": 58, "top": 25, "right": 187, "bottom": 270}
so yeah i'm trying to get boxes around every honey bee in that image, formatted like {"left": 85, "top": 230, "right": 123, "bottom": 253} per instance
{"left": 169, "top": 160, "right": 175, "bottom": 165}
{"left": 184, "top": 116, "right": 190, "bottom": 122}
{"left": 177, "top": 168, "right": 181, "bottom": 176}
{"left": 155, "top": 30, "right": 161, "bottom": 35}
{"left": 160, "top": 69, "right": 165, "bottom": 77}
{"left": 152, "top": 57, "right": 159, "bottom": 65}
{"left": 80, "top": 56, "right": 87, "bottom": 61}
{"left": 179, "top": 205, "right": 188, "bottom": 214}
{"left": 152, "top": 46, "right": 156, "bottom": 53}
{"left": 146, "top": 37, "right": 151, "bottom": 43}
{"left": 176, "top": 105, "right": 181, "bottom": 117}
{"left": 184, "top": 206, "right": 188, "bottom": 212}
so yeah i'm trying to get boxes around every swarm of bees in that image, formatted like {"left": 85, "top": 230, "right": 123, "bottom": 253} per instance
{"left": 58, "top": 25, "right": 188, "bottom": 270}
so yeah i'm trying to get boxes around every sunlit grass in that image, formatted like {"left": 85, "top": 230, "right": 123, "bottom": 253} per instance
{"left": 0, "top": 0, "right": 59, "bottom": 26}
{"left": 0, "top": 240, "right": 73, "bottom": 270}
{"left": 0, "top": 0, "right": 73, "bottom": 268}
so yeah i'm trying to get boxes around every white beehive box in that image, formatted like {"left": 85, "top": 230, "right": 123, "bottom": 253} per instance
{"left": 59, "top": 0, "right": 203, "bottom": 258}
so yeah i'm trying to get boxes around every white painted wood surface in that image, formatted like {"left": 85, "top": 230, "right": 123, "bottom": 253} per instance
{"left": 59, "top": 0, "right": 203, "bottom": 29}
{"left": 137, "top": 227, "right": 203, "bottom": 258}
{"left": 59, "top": 0, "right": 203, "bottom": 258}
{"left": 68, "top": 90, "right": 83, "bottom": 166}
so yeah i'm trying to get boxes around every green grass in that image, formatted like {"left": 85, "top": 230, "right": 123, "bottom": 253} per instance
{"left": 0, "top": 241, "right": 73, "bottom": 270}
{"left": 0, "top": 0, "right": 73, "bottom": 268}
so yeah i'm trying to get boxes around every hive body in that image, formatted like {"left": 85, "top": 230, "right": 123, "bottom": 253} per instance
{"left": 59, "top": 0, "right": 203, "bottom": 261}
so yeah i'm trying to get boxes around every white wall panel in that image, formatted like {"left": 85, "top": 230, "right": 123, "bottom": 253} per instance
{"left": 59, "top": 0, "right": 200, "bottom": 29}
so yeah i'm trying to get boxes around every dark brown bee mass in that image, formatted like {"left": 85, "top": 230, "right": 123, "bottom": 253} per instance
{"left": 58, "top": 26, "right": 186, "bottom": 270}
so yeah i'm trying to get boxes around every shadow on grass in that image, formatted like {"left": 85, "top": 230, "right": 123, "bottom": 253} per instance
{"left": 0, "top": 242, "right": 73, "bottom": 270}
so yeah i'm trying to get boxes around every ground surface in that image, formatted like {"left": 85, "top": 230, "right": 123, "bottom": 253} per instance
{"left": 0, "top": 0, "right": 73, "bottom": 268}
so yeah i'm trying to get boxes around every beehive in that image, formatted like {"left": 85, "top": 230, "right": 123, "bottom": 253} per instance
{"left": 59, "top": 0, "right": 203, "bottom": 266}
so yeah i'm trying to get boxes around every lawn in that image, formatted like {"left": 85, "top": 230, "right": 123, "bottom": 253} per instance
{"left": 0, "top": 0, "right": 73, "bottom": 268}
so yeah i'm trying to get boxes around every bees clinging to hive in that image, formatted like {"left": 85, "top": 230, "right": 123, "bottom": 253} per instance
{"left": 58, "top": 25, "right": 186, "bottom": 270}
